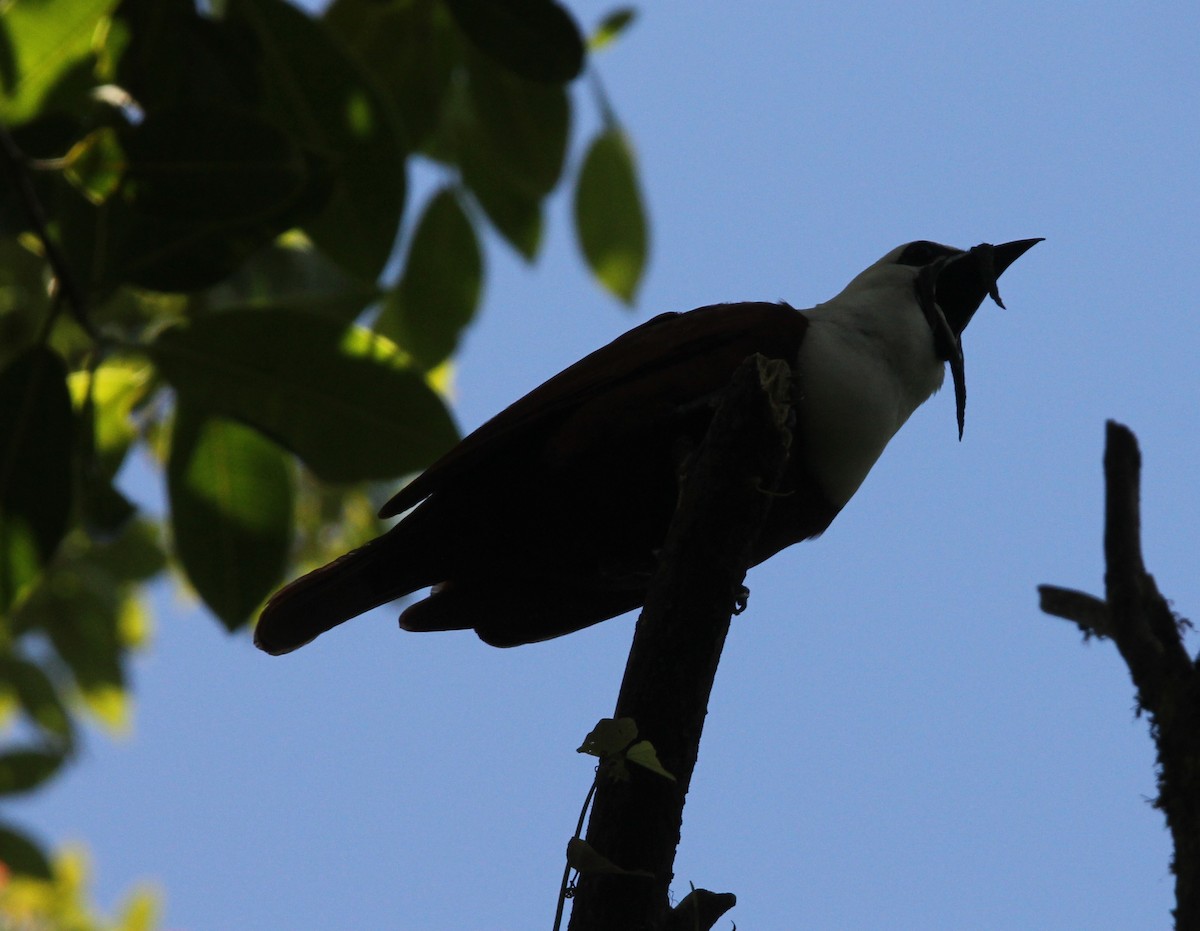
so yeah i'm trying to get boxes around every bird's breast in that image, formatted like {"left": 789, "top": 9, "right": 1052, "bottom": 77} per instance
{"left": 795, "top": 315, "right": 943, "bottom": 507}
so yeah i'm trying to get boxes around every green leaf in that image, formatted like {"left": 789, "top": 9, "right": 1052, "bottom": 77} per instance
{"left": 63, "top": 126, "right": 126, "bottom": 204}
{"left": 168, "top": 406, "right": 293, "bottom": 630}
{"left": 116, "top": 885, "right": 162, "bottom": 931}
{"left": 565, "top": 837, "right": 652, "bottom": 877}
{"left": 86, "top": 516, "right": 166, "bottom": 584}
{"left": 13, "top": 520, "right": 163, "bottom": 725}
{"left": 577, "top": 717, "right": 637, "bottom": 758}
{"left": 120, "top": 106, "right": 321, "bottom": 222}
{"left": 150, "top": 309, "right": 458, "bottom": 482}
{"left": 1, "top": 117, "right": 86, "bottom": 241}
{"left": 0, "top": 0, "right": 119, "bottom": 125}
{"left": 444, "top": 0, "right": 584, "bottom": 84}
{"left": 626, "top": 740, "right": 676, "bottom": 781}
{"left": 589, "top": 8, "right": 637, "bottom": 52}
{"left": 21, "top": 548, "right": 125, "bottom": 696}
{"left": 71, "top": 359, "right": 150, "bottom": 466}
{"left": 0, "top": 748, "right": 65, "bottom": 796}
{"left": 574, "top": 128, "right": 648, "bottom": 303}
{"left": 324, "top": 0, "right": 456, "bottom": 153}
{"left": 57, "top": 107, "right": 328, "bottom": 294}
{"left": 69, "top": 359, "right": 153, "bottom": 529}
{"left": 461, "top": 161, "right": 543, "bottom": 260}
{"left": 464, "top": 49, "right": 570, "bottom": 198}
{"left": 195, "top": 233, "right": 381, "bottom": 323}
{"left": 111, "top": 0, "right": 262, "bottom": 118}
{"left": 0, "top": 656, "right": 74, "bottom": 746}
{"left": 449, "top": 48, "right": 568, "bottom": 259}
{"left": 227, "top": 0, "right": 406, "bottom": 282}
{"left": 0, "top": 347, "right": 74, "bottom": 613}
{"left": 377, "top": 188, "right": 482, "bottom": 370}
{"left": 0, "top": 238, "right": 53, "bottom": 371}
{"left": 0, "top": 822, "right": 53, "bottom": 879}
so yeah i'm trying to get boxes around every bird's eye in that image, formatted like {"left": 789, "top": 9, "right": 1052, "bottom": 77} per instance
{"left": 895, "top": 241, "right": 961, "bottom": 267}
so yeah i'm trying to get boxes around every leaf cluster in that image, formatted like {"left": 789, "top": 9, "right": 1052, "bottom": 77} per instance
{"left": 552, "top": 718, "right": 673, "bottom": 930}
{"left": 0, "top": 0, "right": 645, "bottom": 890}
{"left": 0, "top": 845, "right": 160, "bottom": 931}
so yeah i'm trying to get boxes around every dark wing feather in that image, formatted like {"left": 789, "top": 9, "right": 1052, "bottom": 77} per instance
{"left": 381, "top": 301, "right": 808, "bottom": 517}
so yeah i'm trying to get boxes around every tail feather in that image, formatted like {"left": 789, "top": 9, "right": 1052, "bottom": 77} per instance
{"left": 254, "top": 530, "right": 438, "bottom": 655}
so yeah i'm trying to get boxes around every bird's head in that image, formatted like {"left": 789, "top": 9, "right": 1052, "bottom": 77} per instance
{"left": 847, "top": 238, "right": 1042, "bottom": 438}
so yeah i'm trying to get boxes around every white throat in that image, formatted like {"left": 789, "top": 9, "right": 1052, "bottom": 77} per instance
{"left": 797, "top": 276, "right": 946, "bottom": 506}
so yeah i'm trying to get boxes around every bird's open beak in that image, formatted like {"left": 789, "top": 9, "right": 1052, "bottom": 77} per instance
{"left": 936, "top": 238, "right": 1043, "bottom": 337}
{"left": 917, "top": 238, "right": 1042, "bottom": 439}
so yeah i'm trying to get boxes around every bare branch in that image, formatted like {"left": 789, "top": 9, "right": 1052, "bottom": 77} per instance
{"left": 1039, "top": 420, "right": 1200, "bottom": 928}
{"left": 1037, "top": 585, "right": 1112, "bottom": 638}
{"left": 567, "top": 355, "right": 793, "bottom": 930}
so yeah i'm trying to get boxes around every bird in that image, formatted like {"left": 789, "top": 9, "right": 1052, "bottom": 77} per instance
{"left": 254, "top": 238, "right": 1040, "bottom": 654}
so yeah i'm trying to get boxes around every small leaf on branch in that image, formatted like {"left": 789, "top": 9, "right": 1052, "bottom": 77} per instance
{"left": 577, "top": 717, "right": 637, "bottom": 758}
{"left": 626, "top": 740, "right": 676, "bottom": 781}
{"left": 589, "top": 8, "right": 636, "bottom": 52}
{"left": 566, "top": 837, "right": 652, "bottom": 877}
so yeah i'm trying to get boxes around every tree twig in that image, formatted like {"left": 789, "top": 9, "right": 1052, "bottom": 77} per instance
{"left": 1039, "top": 419, "right": 1200, "bottom": 929}
{"left": 567, "top": 354, "right": 794, "bottom": 931}
{"left": 1037, "top": 585, "right": 1111, "bottom": 638}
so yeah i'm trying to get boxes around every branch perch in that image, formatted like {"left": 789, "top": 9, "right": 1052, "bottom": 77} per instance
{"left": 567, "top": 354, "right": 794, "bottom": 931}
{"left": 1039, "top": 419, "right": 1200, "bottom": 929}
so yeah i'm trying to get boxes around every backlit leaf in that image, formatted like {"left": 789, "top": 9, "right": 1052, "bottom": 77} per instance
{"left": 195, "top": 233, "right": 381, "bottom": 323}
{"left": 0, "top": 348, "right": 74, "bottom": 613}
{"left": 574, "top": 128, "right": 648, "bottom": 303}
{"left": 0, "top": 822, "right": 52, "bottom": 879}
{"left": 577, "top": 717, "right": 637, "bottom": 758}
{"left": 450, "top": 49, "right": 568, "bottom": 259}
{"left": 227, "top": 0, "right": 406, "bottom": 282}
{"left": 324, "top": 0, "right": 456, "bottom": 153}
{"left": 0, "top": 657, "right": 73, "bottom": 746}
{"left": 461, "top": 160, "right": 543, "bottom": 260}
{"left": 0, "top": 749, "right": 64, "bottom": 796}
{"left": 566, "top": 837, "right": 652, "bottom": 877}
{"left": 445, "top": 0, "right": 584, "bottom": 84}
{"left": 56, "top": 107, "right": 328, "bottom": 294}
{"left": 111, "top": 0, "right": 261, "bottom": 117}
{"left": 464, "top": 49, "right": 569, "bottom": 198}
{"left": 168, "top": 406, "right": 293, "bottom": 630}
{"left": 63, "top": 126, "right": 126, "bottom": 204}
{"left": 0, "top": 0, "right": 118, "bottom": 125}
{"left": 120, "top": 106, "right": 319, "bottom": 222}
{"left": 377, "top": 188, "right": 482, "bottom": 370}
{"left": 17, "top": 520, "right": 165, "bottom": 727}
{"left": 626, "top": 740, "right": 676, "bottom": 781}
{"left": 589, "top": 8, "right": 636, "bottom": 52}
{"left": 150, "top": 309, "right": 458, "bottom": 482}
{"left": 69, "top": 358, "right": 153, "bottom": 535}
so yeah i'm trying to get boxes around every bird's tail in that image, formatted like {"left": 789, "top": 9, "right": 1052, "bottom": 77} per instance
{"left": 254, "top": 529, "right": 438, "bottom": 655}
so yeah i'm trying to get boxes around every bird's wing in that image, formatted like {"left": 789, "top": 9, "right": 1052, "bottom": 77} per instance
{"left": 380, "top": 301, "right": 808, "bottom": 517}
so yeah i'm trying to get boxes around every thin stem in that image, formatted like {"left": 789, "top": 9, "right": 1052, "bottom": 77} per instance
{"left": 553, "top": 773, "right": 601, "bottom": 931}
{"left": 0, "top": 122, "right": 99, "bottom": 342}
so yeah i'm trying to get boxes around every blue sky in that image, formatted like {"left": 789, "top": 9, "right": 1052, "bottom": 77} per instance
{"left": 12, "top": 2, "right": 1200, "bottom": 928}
